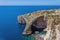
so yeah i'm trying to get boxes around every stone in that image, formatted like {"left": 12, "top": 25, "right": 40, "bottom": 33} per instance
{"left": 18, "top": 9, "right": 60, "bottom": 40}
{"left": 18, "top": 15, "right": 26, "bottom": 24}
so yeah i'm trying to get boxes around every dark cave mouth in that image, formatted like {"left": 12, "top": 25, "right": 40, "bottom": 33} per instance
{"left": 31, "top": 16, "right": 47, "bottom": 34}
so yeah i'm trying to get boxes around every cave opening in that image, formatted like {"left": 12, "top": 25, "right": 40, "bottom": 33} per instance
{"left": 31, "top": 16, "right": 47, "bottom": 34}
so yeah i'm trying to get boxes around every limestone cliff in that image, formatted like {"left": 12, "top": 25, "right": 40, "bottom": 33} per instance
{"left": 18, "top": 9, "right": 60, "bottom": 40}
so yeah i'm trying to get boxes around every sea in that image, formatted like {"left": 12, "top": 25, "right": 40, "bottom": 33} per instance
{"left": 0, "top": 6, "right": 60, "bottom": 40}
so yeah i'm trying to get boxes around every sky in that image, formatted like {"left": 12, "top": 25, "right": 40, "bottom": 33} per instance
{"left": 0, "top": 0, "right": 60, "bottom": 5}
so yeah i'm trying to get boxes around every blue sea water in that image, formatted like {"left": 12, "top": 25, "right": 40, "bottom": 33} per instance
{"left": 0, "top": 6, "right": 60, "bottom": 40}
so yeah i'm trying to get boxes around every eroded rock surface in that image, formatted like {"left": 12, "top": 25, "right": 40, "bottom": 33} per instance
{"left": 18, "top": 9, "right": 60, "bottom": 40}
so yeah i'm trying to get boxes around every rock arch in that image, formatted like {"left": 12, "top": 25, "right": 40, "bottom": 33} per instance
{"left": 18, "top": 9, "right": 60, "bottom": 40}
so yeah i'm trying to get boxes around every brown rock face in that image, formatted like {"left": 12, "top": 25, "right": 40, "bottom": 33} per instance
{"left": 31, "top": 16, "right": 47, "bottom": 34}
{"left": 18, "top": 16, "right": 26, "bottom": 24}
{"left": 18, "top": 9, "right": 60, "bottom": 40}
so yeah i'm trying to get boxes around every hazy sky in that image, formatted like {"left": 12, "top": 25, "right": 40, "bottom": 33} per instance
{"left": 0, "top": 0, "right": 60, "bottom": 5}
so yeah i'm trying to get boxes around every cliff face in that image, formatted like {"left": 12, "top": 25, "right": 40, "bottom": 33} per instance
{"left": 18, "top": 9, "right": 60, "bottom": 40}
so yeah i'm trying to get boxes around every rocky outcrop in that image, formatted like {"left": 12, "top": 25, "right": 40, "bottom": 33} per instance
{"left": 18, "top": 9, "right": 60, "bottom": 40}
